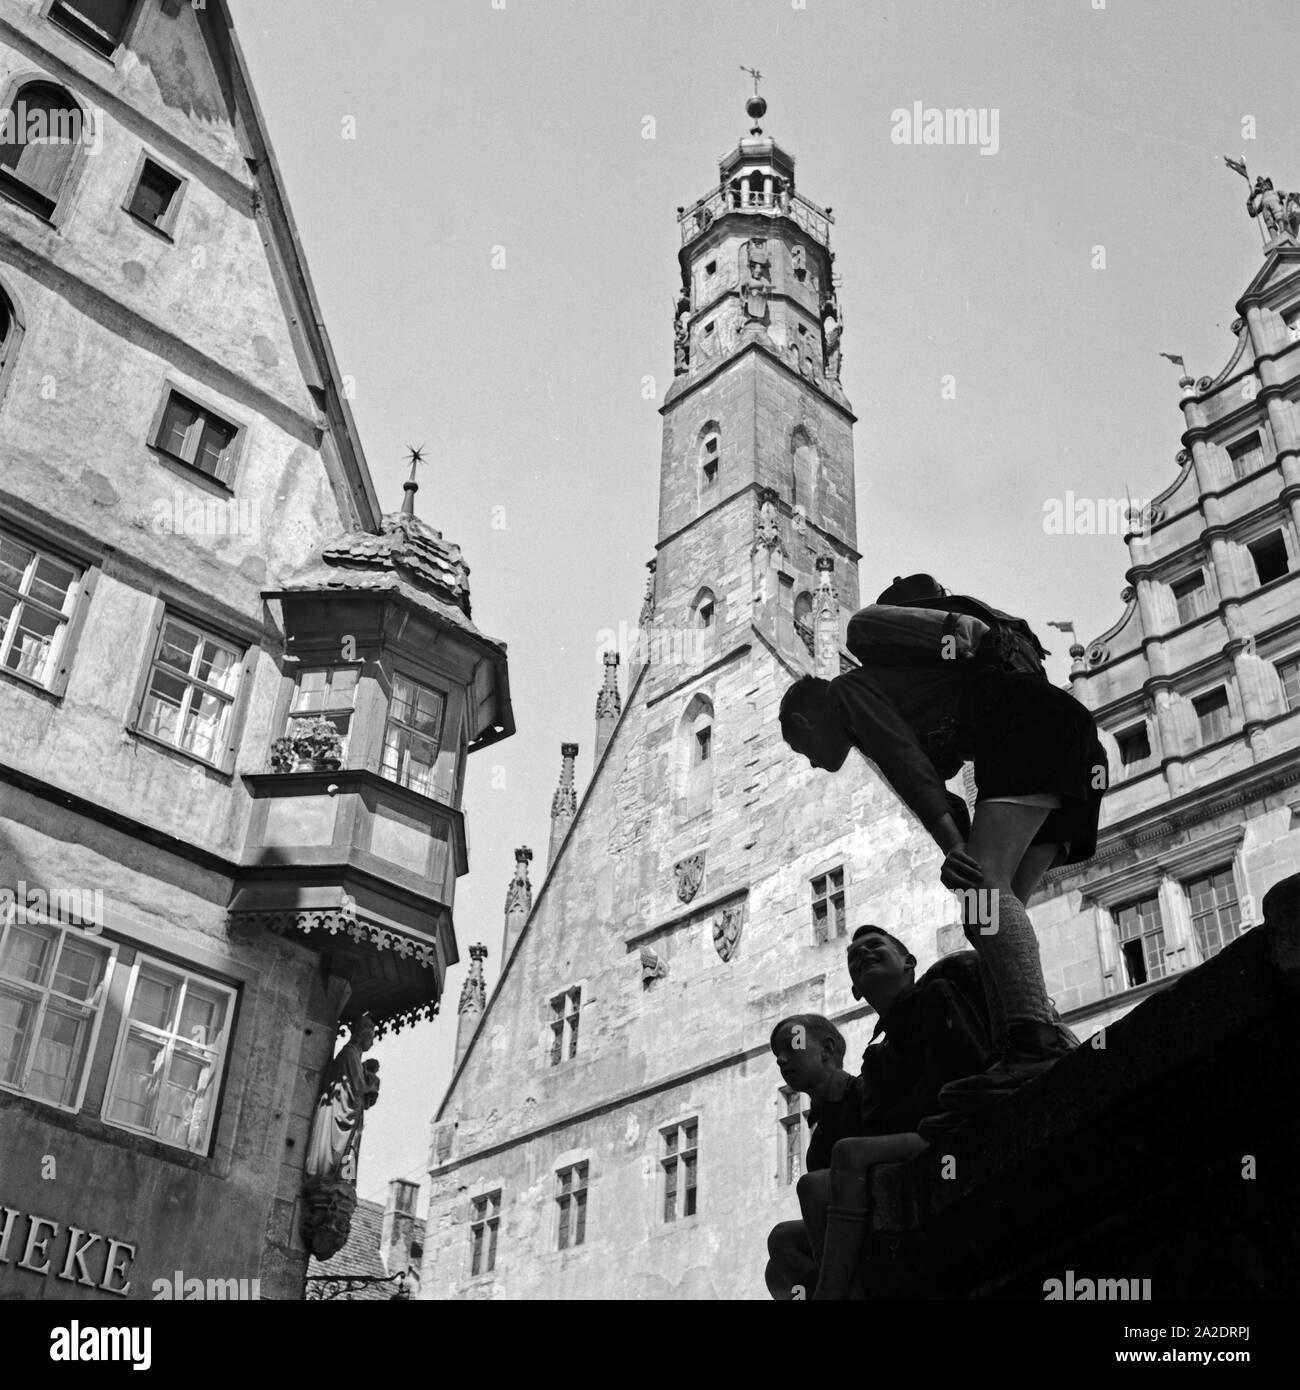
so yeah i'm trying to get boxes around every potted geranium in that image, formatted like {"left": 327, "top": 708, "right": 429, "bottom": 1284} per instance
{"left": 293, "top": 717, "right": 343, "bottom": 771}
{"left": 269, "top": 735, "right": 297, "bottom": 773}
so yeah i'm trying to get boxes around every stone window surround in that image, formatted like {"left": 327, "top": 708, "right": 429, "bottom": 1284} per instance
{"left": 658, "top": 1112, "right": 700, "bottom": 1226}
{"left": 121, "top": 146, "right": 188, "bottom": 241}
{"left": 541, "top": 978, "right": 586, "bottom": 1070}
{"left": 1079, "top": 824, "right": 1248, "bottom": 997}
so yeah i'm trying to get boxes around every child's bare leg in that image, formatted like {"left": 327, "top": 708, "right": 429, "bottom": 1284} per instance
{"left": 811, "top": 1134, "right": 928, "bottom": 1301}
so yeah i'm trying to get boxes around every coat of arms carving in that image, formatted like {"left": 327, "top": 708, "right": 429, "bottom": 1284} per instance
{"left": 674, "top": 853, "right": 705, "bottom": 903}
{"left": 713, "top": 906, "right": 743, "bottom": 962}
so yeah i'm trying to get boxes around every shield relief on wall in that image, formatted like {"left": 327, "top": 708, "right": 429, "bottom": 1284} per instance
{"left": 674, "top": 852, "right": 705, "bottom": 903}
{"left": 712, "top": 906, "right": 743, "bottom": 963}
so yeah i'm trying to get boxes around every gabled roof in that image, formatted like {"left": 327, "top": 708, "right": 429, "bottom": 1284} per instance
{"left": 203, "top": 0, "right": 380, "bottom": 530}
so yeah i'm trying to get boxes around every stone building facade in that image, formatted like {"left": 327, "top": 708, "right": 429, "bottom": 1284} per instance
{"left": 0, "top": 0, "right": 510, "bottom": 1300}
{"left": 1030, "top": 192, "right": 1300, "bottom": 1040}
{"left": 423, "top": 110, "right": 1299, "bottom": 1300}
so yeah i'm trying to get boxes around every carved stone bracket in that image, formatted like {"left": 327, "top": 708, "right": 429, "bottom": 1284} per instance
{"left": 640, "top": 947, "right": 669, "bottom": 983}
{"left": 301, "top": 1176, "right": 357, "bottom": 1261}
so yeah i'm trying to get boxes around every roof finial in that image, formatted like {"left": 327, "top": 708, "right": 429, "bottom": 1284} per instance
{"left": 740, "top": 65, "right": 766, "bottom": 135}
{"left": 400, "top": 444, "right": 426, "bottom": 517}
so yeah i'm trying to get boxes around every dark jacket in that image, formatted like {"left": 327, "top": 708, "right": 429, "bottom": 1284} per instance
{"left": 803, "top": 952, "right": 992, "bottom": 1165}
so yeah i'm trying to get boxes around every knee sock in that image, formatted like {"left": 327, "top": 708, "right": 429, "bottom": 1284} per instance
{"left": 977, "top": 950, "right": 1008, "bottom": 1049}
{"left": 972, "top": 889, "right": 1054, "bottom": 1028}
{"left": 812, "top": 1206, "right": 870, "bottom": 1301}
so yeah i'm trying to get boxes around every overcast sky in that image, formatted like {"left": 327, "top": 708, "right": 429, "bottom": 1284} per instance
{"left": 228, "top": 0, "right": 1296, "bottom": 1210}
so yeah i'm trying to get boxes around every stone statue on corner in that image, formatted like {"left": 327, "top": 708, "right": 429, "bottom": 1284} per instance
{"left": 1247, "top": 176, "right": 1300, "bottom": 242}
{"left": 301, "top": 1013, "right": 382, "bottom": 1260}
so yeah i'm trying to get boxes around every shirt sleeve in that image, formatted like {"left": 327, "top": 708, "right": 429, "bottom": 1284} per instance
{"left": 827, "top": 672, "right": 955, "bottom": 832}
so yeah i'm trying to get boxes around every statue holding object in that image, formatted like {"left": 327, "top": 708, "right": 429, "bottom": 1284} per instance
{"left": 301, "top": 1014, "right": 382, "bottom": 1260}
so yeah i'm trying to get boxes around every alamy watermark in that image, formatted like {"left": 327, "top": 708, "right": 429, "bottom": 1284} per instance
{"left": 890, "top": 103, "right": 1000, "bottom": 156}
{"left": 1, "top": 881, "right": 103, "bottom": 933}
{"left": 150, "top": 491, "right": 261, "bottom": 537}
{"left": 0, "top": 101, "right": 104, "bottom": 158}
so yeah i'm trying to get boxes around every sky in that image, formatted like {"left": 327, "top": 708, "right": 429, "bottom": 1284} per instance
{"left": 227, "top": 0, "right": 1297, "bottom": 1211}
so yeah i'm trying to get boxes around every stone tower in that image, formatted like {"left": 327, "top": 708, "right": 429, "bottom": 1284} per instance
{"left": 420, "top": 98, "right": 977, "bottom": 1300}
{"left": 653, "top": 95, "right": 860, "bottom": 681}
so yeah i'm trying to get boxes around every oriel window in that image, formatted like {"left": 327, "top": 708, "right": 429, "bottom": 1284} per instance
{"left": 288, "top": 666, "right": 359, "bottom": 757}
{"left": 381, "top": 673, "right": 445, "bottom": 798}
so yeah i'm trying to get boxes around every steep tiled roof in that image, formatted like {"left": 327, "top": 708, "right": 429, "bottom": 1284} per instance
{"left": 270, "top": 511, "right": 505, "bottom": 654}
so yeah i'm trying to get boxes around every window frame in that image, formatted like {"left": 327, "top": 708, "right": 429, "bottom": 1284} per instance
{"left": 44, "top": 0, "right": 141, "bottom": 62}
{"left": 129, "top": 603, "right": 254, "bottom": 775}
{"left": 1182, "top": 865, "right": 1244, "bottom": 964}
{"left": 0, "top": 279, "right": 26, "bottom": 409}
{"left": 660, "top": 1117, "right": 699, "bottom": 1223}
{"left": 0, "top": 75, "right": 93, "bottom": 225}
{"left": 147, "top": 383, "right": 246, "bottom": 488}
{"left": 811, "top": 866, "right": 846, "bottom": 945}
{"left": 1225, "top": 429, "right": 1266, "bottom": 481}
{"left": 100, "top": 952, "right": 237, "bottom": 1155}
{"left": 121, "top": 148, "right": 187, "bottom": 240}
{"left": 1113, "top": 893, "right": 1168, "bottom": 989}
{"left": 380, "top": 669, "right": 450, "bottom": 800}
{"left": 468, "top": 1189, "right": 502, "bottom": 1278}
{"left": 555, "top": 1161, "right": 589, "bottom": 1251}
{"left": 1275, "top": 654, "right": 1300, "bottom": 712}
{"left": 1192, "top": 684, "right": 1233, "bottom": 745}
{"left": 547, "top": 985, "right": 582, "bottom": 1067}
{"left": 1170, "top": 569, "right": 1210, "bottom": 626}
{"left": 778, "top": 1086, "right": 808, "bottom": 1186}
{"left": 1115, "top": 722, "right": 1152, "bottom": 772}
{"left": 284, "top": 664, "right": 361, "bottom": 761}
{"left": 0, "top": 910, "right": 118, "bottom": 1114}
{"left": 1245, "top": 529, "right": 1290, "bottom": 587}
{"left": 0, "top": 525, "right": 95, "bottom": 697}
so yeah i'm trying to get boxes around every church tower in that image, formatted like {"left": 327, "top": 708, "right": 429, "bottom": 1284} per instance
{"left": 421, "top": 96, "right": 965, "bottom": 1301}
{"left": 652, "top": 91, "right": 859, "bottom": 679}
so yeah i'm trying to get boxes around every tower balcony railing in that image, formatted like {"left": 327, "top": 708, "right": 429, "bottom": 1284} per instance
{"left": 679, "top": 184, "right": 832, "bottom": 247}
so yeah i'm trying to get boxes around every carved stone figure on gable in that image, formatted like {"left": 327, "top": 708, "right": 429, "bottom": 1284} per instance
{"left": 822, "top": 297, "right": 843, "bottom": 380}
{"left": 1247, "top": 176, "right": 1300, "bottom": 241}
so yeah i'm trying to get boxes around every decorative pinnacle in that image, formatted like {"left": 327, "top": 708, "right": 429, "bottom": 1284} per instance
{"left": 400, "top": 445, "right": 426, "bottom": 517}
{"left": 741, "top": 65, "right": 766, "bottom": 134}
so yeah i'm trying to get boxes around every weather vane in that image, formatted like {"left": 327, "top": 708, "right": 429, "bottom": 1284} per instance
{"left": 399, "top": 445, "right": 426, "bottom": 516}
{"left": 740, "top": 66, "right": 767, "bottom": 134}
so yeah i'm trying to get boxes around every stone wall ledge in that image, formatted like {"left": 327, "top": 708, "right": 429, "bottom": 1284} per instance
{"left": 863, "top": 877, "right": 1300, "bottom": 1299}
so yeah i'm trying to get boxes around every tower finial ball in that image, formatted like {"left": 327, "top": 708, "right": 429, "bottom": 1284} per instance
{"left": 746, "top": 95, "right": 767, "bottom": 121}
